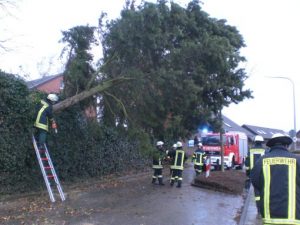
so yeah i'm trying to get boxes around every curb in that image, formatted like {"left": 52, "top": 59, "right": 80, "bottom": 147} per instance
{"left": 238, "top": 185, "right": 253, "bottom": 225}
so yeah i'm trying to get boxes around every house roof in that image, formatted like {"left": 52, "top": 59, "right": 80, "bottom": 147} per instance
{"left": 26, "top": 74, "right": 63, "bottom": 89}
{"left": 222, "top": 115, "right": 253, "bottom": 137}
{"left": 241, "top": 124, "right": 287, "bottom": 140}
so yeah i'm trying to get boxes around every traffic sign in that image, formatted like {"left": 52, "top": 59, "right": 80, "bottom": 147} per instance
{"left": 293, "top": 137, "right": 297, "bottom": 142}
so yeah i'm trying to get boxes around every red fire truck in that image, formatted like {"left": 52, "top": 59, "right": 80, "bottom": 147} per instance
{"left": 201, "top": 131, "right": 248, "bottom": 169}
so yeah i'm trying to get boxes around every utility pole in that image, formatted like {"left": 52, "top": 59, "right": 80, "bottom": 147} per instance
{"left": 265, "top": 76, "right": 297, "bottom": 151}
{"left": 219, "top": 110, "right": 225, "bottom": 172}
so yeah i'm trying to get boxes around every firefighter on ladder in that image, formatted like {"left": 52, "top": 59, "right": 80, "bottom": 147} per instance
{"left": 33, "top": 94, "right": 59, "bottom": 150}
{"left": 192, "top": 142, "right": 206, "bottom": 176}
{"left": 168, "top": 141, "right": 187, "bottom": 188}
{"left": 251, "top": 133, "right": 300, "bottom": 224}
{"left": 152, "top": 141, "right": 165, "bottom": 185}
{"left": 245, "top": 135, "right": 266, "bottom": 212}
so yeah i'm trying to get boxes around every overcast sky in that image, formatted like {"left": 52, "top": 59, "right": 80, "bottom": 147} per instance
{"left": 1, "top": 0, "right": 300, "bottom": 132}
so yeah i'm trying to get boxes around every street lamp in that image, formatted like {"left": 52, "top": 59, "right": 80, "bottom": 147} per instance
{"left": 266, "top": 76, "right": 297, "bottom": 151}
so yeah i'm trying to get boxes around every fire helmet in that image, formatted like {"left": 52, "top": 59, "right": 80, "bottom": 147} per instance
{"left": 254, "top": 135, "right": 264, "bottom": 142}
{"left": 156, "top": 141, "right": 164, "bottom": 146}
{"left": 47, "top": 93, "right": 59, "bottom": 102}
{"left": 176, "top": 141, "right": 183, "bottom": 148}
{"left": 266, "top": 133, "right": 292, "bottom": 147}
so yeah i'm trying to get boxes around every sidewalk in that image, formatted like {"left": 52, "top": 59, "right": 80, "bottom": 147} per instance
{"left": 239, "top": 186, "right": 262, "bottom": 225}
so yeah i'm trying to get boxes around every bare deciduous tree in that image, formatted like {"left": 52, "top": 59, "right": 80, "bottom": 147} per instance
{"left": 0, "top": 0, "right": 18, "bottom": 51}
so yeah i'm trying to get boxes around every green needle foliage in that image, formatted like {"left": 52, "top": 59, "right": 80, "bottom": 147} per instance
{"left": 61, "top": 25, "right": 97, "bottom": 97}
{"left": 99, "top": 0, "right": 252, "bottom": 141}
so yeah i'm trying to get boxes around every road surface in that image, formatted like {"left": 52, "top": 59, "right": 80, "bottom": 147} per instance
{"left": 0, "top": 163, "right": 243, "bottom": 225}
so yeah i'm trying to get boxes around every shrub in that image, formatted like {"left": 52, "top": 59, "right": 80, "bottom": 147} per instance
{"left": 0, "top": 71, "right": 152, "bottom": 195}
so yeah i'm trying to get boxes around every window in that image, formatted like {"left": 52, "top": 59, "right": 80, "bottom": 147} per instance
{"left": 60, "top": 80, "right": 64, "bottom": 90}
{"left": 223, "top": 122, "right": 232, "bottom": 128}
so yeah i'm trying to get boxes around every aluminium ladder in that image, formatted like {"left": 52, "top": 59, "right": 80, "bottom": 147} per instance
{"left": 32, "top": 135, "right": 65, "bottom": 202}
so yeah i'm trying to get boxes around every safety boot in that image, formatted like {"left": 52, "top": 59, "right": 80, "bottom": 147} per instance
{"left": 38, "top": 143, "right": 45, "bottom": 149}
{"left": 176, "top": 180, "right": 182, "bottom": 188}
{"left": 170, "top": 180, "right": 174, "bottom": 186}
{"left": 152, "top": 178, "right": 156, "bottom": 184}
{"left": 158, "top": 178, "right": 165, "bottom": 185}
{"left": 38, "top": 144, "right": 46, "bottom": 153}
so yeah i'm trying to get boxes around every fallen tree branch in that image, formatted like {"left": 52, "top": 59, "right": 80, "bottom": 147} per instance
{"left": 53, "top": 77, "right": 133, "bottom": 113}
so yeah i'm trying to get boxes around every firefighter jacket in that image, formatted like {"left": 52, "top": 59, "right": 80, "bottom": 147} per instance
{"left": 245, "top": 143, "right": 266, "bottom": 177}
{"left": 192, "top": 149, "right": 206, "bottom": 166}
{"left": 250, "top": 145, "right": 300, "bottom": 225}
{"left": 34, "top": 99, "right": 54, "bottom": 132}
{"left": 152, "top": 147, "right": 165, "bottom": 169}
{"left": 168, "top": 147, "right": 187, "bottom": 170}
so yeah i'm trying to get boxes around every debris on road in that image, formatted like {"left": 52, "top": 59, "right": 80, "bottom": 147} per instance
{"left": 192, "top": 169, "right": 246, "bottom": 195}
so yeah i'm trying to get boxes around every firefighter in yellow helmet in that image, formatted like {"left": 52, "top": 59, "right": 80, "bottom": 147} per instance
{"left": 167, "top": 141, "right": 187, "bottom": 188}
{"left": 251, "top": 133, "right": 300, "bottom": 224}
{"left": 33, "top": 94, "right": 59, "bottom": 150}
{"left": 152, "top": 141, "right": 165, "bottom": 185}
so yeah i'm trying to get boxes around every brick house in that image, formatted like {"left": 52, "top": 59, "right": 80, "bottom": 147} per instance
{"left": 27, "top": 74, "right": 97, "bottom": 118}
{"left": 27, "top": 74, "right": 64, "bottom": 93}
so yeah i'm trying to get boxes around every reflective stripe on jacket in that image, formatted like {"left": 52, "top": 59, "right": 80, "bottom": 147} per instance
{"left": 250, "top": 146, "right": 300, "bottom": 224}
{"left": 245, "top": 147, "right": 266, "bottom": 176}
{"left": 152, "top": 157, "right": 163, "bottom": 169}
{"left": 152, "top": 148, "right": 164, "bottom": 169}
{"left": 193, "top": 150, "right": 206, "bottom": 166}
{"left": 249, "top": 148, "right": 265, "bottom": 169}
{"left": 34, "top": 100, "right": 53, "bottom": 131}
{"left": 170, "top": 150, "right": 185, "bottom": 170}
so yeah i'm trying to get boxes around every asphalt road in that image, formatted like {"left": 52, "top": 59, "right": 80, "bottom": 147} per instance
{"left": 0, "top": 163, "right": 244, "bottom": 225}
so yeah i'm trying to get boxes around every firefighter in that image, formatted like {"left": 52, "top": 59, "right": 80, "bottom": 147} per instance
{"left": 165, "top": 143, "right": 177, "bottom": 175}
{"left": 152, "top": 141, "right": 165, "bottom": 185}
{"left": 33, "top": 93, "right": 59, "bottom": 150}
{"left": 250, "top": 133, "right": 300, "bottom": 224}
{"left": 168, "top": 141, "right": 187, "bottom": 188}
{"left": 245, "top": 135, "right": 266, "bottom": 211}
{"left": 245, "top": 135, "right": 266, "bottom": 175}
{"left": 172, "top": 143, "right": 177, "bottom": 150}
{"left": 192, "top": 142, "right": 206, "bottom": 176}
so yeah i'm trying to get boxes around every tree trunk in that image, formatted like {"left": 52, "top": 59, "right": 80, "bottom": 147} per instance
{"left": 53, "top": 77, "right": 132, "bottom": 113}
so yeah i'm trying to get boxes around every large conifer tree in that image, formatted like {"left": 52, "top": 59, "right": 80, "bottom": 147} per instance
{"left": 99, "top": 0, "right": 252, "bottom": 140}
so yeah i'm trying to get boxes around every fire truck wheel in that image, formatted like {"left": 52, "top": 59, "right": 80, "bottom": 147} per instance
{"left": 228, "top": 156, "right": 235, "bottom": 170}
{"left": 236, "top": 158, "right": 245, "bottom": 170}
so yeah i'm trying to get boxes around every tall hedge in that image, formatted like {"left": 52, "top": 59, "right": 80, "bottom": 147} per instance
{"left": 0, "top": 71, "right": 36, "bottom": 193}
{"left": 0, "top": 71, "right": 152, "bottom": 195}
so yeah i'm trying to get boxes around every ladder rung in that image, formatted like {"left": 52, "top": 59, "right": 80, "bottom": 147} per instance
{"left": 33, "top": 134, "right": 65, "bottom": 202}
